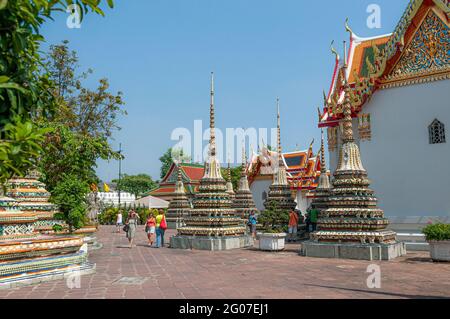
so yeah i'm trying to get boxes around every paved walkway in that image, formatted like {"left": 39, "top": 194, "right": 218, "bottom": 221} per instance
{"left": 1, "top": 226, "right": 450, "bottom": 299}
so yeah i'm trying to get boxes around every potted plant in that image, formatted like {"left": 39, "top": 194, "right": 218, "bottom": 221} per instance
{"left": 422, "top": 223, "right": 450, "bottom": 262}
{"left": 257, "top": 201, "right": 289, "bottom": 251}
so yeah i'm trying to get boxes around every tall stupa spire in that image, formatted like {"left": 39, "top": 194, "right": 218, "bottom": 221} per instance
{"left": 274, "top": 98, "right": 288, "bottom": 186}
{"left": 171, "top": 72, "right": 250, "bottom": 249}
{"left": 264, "top": 98, "right": 296, "bottom": 212}
{"left": 233, "top": 141, "right": 258, "bottom": 218}
{"left": 209, "top": 72, "right": 216, "bottom": 157}
{"left": 303, "top": 78, "right": 404, "bottom": 260}
{"left": 166, "top": 163, "right": 191, "bottom": 229}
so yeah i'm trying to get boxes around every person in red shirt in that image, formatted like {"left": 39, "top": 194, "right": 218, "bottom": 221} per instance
{"left": 145, "top": 213, "right": 156, "bottom": 246}
{"left": 288, "top": 209, "right": 299, "bottom": 242}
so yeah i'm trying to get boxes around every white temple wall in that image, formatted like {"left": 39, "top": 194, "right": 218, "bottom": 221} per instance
{"left": 250, "top": 179, "right": 272, "bottom": 211}
{"left": 329, "top": 80, "right": 450, "bottom": 222}
{"left": 295, "top": 191, "right": 309, "bottom": 214}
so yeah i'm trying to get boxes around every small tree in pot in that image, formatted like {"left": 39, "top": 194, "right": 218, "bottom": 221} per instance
{"left": 422, "top": 223, "right": 450, "bottom": 262}
{"left": 257, "top": 201, "right": 289, "bottom": 251}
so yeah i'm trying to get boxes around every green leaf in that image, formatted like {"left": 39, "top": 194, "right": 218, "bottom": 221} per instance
{"left": 0, "top": 75, "right": 9, "bottom": 83}
{"left": 0, "top": 0, "right": 7, "bottom": 10}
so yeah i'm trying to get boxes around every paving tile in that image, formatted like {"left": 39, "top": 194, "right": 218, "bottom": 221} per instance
{"left": 2, "top": 226, "right": 450, "bottom": 299}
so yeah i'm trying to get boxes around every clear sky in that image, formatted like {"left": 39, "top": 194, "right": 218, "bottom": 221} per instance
{"left": 41, "top": 0, "right": 408, "bottom": 182}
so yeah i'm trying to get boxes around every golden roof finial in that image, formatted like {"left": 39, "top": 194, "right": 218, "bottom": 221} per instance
{"left": 345, "top": 18, "right": 353, "bottom": 37}
{"left": 330, "top": 40, "right": 340, "bottom": 61}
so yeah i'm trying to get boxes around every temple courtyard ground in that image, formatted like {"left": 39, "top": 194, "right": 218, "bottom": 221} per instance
{"left": 1, "top": 226, "right": 450, "bottom": 299}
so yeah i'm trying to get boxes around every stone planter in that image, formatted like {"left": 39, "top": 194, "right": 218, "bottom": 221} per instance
{"left": 258, "top": 233, "right": 286, "bottom": 251}
{"left": 428, "top": 240, "right": 450, "bottom": 261}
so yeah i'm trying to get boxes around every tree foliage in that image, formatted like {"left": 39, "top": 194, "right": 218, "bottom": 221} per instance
{"left": 0, "top": 0, "right": 114, "bottom": 186}
{"left": 51, "top": 174, "right": 90, "bottom": 230}
{"left": 112, "top": 174, "right": 157, "bottom": 198}
{"left": 37, "top": 41, "right": 125, "bottom": 229}
{"left": 220, "top": 165, "right": 242, "bottom": 190}
{"left": 258, "top": 201, "right": 289, "bottom": 233}
{"left": 159, "top": 148, "right": 191, "bottom": 179}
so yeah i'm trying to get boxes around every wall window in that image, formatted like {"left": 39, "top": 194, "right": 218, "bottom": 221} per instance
{"left": 429, "top": 119, "right": 446, "bottom": 144}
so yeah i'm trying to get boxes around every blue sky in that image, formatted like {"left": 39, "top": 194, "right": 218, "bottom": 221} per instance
{"left": 41, "top": 0, "right": 408, "bottom": 182}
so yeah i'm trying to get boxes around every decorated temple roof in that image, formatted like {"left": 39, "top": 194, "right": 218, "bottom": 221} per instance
{"left": 247, "top": 145, "right": 324, "bottom": 191}
{"left": 319, "top": 0, "right": 450, "bottom": 128}
{"left": 148, "top": 163, "right": 204, "bottom": 198}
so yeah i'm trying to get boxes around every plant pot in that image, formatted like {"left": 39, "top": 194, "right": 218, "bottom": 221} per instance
{"left": 258, "top": 233, "right": 286, "bottom": 251}
{"left": 428, "top": 240, "right": 450, "bottom": 261}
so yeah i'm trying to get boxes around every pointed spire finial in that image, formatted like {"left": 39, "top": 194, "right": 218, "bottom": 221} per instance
{"left": 320, "top": 129, "right": 327, "bottom": 174}
{"left": 209, "top": 72, "right": 216, "bottom": 157}
{"left": 276, "top": 97, "right": 282, "bottom": 162}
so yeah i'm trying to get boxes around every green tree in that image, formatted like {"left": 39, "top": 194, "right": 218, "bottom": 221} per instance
{"left": 112, "top": 174, "right": 157, "bottom": 198}
{"left": 221, "top": 165, "right": 242, "bottom": 190}
{"left": 159, "top": 148, "right": 190, "bottom": 179}
{"left": 37, "top": 41, "right": 125, "bottom": 229}
{"left": 259, "top": 201, "right": 289, "bottom": 233}
{"left": 0, "top": 0, "right": 114, "bottom": 186}
{"left": 51, "top": 174, "right": 90, "bottom": 231}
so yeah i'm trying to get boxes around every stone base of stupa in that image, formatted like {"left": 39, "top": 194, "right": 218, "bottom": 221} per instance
{"left": 170, "top": 235, "right": 253, "bottom": 251}
{"left": 300, "top": 241, "right": 406, "bottom": 261}
{"left": 167, "top": 220, "right": 184, "bottom": 230}
{"left": 0, "top": 244, "right": 95, "bottom": 289}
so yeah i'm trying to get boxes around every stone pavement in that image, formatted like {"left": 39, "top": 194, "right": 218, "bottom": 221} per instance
{"left": 1, "top": 226, "right": 449, "bottom": 299}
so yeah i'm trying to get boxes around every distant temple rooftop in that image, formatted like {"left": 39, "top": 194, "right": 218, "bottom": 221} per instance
{"left": 148, "top": 162, "right": 204, "bottom": 201}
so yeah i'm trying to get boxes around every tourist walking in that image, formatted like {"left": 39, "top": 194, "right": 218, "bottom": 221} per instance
{"left": 145, "top": 212, "right": 156, "bottom": 246}
{"left": 288, "top": 209, "right": 299, "bottom": 242}
{"left": 155, "top": 209, "right": 167, "bottom": 248}
{"left": 248, "top": 211, "right": 257, "bottom": 239}
{"left": 116, "top": 210, "right": 123, "bottom": 233}
{"left": 125, "top": 209, "right": 139, "bottom": 248}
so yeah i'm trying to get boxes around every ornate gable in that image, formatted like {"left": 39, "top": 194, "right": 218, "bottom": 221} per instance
{"left": 381, "top": 9, "right": 450, "bottom": 88}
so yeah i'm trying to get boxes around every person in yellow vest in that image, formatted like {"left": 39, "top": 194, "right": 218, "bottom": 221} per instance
{"left": 155, "top": 209, "right": 167, "bottom": 248}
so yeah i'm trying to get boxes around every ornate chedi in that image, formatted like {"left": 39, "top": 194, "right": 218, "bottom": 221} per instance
{"left": 165, "top": 164, "right": 191, "bottom": 229}
{"left": 263, "top": 99, "right": 297, "bottom": 212}
{"left": 302, "top": 68, "right": 406, "bottom": 260}
{"left": 171, "top": 73, "right": 252, "bottom": 250}
{"left": 0, "top": 192, "right": 93, "bottom": 288}
{"left": 233, "top": 145, "right": 258, "bottom": 219}
{"left": 311, "top": 129, "right": 332, "bottom": 212}
{"left": 6, "top": 171, "right": 63, "bottom": 232}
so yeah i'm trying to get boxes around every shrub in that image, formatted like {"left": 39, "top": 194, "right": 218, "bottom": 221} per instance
{"left": 422, "top": 223, "right": 450, "bottom": 241}
{"left": 258, "top": 201, "right": 289, "bottom": 233}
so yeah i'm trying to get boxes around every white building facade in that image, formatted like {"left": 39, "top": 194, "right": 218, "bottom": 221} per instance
{"left": 320, "top": 0, "right": 450, "bottom": 227}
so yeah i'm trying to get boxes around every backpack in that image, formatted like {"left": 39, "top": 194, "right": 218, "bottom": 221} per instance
{"left": 160, "top": 216, "right": 167, "bottom": 230}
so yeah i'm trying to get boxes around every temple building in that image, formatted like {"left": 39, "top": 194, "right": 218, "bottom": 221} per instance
{"left": 319, "top": 0, "right": 450, "bottom": 229}
{"left": 263, "top": 99, "right": 298, "bottom": 213}
{"left": 302, "top": 73, "right": 406, "bottom": 260}
{"left": 148, "top": 163, "right": 204, "bottom": 202}
{"left": 170, "top": 73, "right": 252, "bottom": 250}
{"left": 165, "top": 164, "right": 192, "bottom": 229}
{"left": 248, "top": 142, "right": 322, "bottom": 213}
